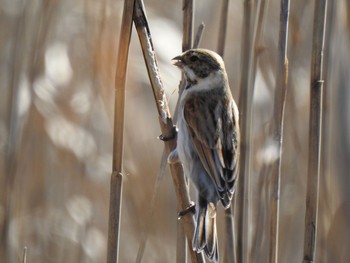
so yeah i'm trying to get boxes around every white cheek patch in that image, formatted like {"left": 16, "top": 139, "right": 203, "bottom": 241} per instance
{"left": 182, "top": 67, "right": 224, "bottom": 92}
{"left": 184, "top": 66, "right": 197, "bottom": 82}
{"left": 194, "top": 71, "right": 223, "bottom": 91}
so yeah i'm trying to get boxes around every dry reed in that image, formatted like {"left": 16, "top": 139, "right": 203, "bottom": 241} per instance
{"left": 303, "top": 0, "right": 328, "bottom": 262}
{"left": 107, "top": 1, "right": 135, "bottom": 263}
{"left": 236, "top": 0, "right": 255, "bottom": 262}
{"left": 215, "top": 1, "right": 237, "bottom": 262}
{"left": 268, "top": 0, "right": 290, "bottom": 262}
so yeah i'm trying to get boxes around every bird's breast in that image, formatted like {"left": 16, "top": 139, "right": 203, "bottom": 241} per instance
{"left": 176, "top": 101, "right": 194, "bottom": 172}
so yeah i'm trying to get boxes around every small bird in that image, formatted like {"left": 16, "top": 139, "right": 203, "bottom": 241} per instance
{"left": 169, "top": 49, "right": 240, "bottom": 262}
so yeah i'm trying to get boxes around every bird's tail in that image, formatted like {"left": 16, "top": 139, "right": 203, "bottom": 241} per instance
{"left": 192, "top": 198, "right": 219, "bottom": 262}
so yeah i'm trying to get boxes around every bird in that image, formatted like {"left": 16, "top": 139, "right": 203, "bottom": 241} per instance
{"left": 168, "top": 49, "right": 240, "bottom": 262}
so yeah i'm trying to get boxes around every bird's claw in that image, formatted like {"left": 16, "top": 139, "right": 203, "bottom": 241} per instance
{"left": 177, "top": 202, "right": 196, "bottom": 220}
{"left": 158, "top": 126, "right": 177, "bottom": 142}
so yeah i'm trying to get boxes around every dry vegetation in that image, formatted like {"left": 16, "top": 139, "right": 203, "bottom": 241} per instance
{"left": 0, "top": 0, "right": 350, "bottom": 263}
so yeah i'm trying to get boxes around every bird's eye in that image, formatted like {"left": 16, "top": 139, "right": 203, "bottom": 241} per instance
{"left": 190, "top": 55, "right": 198, "bottom": 62}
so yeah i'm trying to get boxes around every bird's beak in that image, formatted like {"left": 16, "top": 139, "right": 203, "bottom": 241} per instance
{"left": 172, "top": 55, "right": 184, "bottom": 68}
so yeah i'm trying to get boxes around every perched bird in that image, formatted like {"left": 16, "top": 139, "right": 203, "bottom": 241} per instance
{"left": 169, "top": 49, "right": 240, "bottom": 262}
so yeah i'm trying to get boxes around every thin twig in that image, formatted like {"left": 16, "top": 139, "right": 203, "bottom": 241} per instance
{"left": 107, "top": 1, "right": 135, "bottom": 263}
{"left": 133, "top": 0, "right": 205, "bottom": 262}
{"left": 217, "top": 0, "right": 229, "bottom": 57}
{"left": 193, "top": 22, "right": 205, "bottom": 50}
{"left": 303, "top": 0, "right": 328, "bottom": 262}
{"left": 268, "top": 0, "right": 290, "bottom": 262}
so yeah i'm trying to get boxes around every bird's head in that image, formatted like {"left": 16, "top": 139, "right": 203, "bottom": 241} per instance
{"left": 172, "top": 49, "right": 226, "bottom": 86}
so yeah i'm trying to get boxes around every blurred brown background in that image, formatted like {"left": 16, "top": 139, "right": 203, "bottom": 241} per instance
{"left": 0, "top": 0, "right": 349, "bottom": 262}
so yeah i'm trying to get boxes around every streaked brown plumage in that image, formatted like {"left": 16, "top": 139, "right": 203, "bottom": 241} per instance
{"left": 169, "top": 49, "right": 240, "bottom": 262}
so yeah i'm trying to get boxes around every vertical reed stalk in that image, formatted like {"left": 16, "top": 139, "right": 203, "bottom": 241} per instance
{"left": 177, "top": 219, "right": 188, "bottom": 263}
{"left": 268, "top": 0, "right": 290, "bottom": 263}
{"left": 215, "top": 1, "right": 236, "bottom": 262}
{"left": 303, "top": 0, "right": 328, "bottom": 262}
{"left": 224, "top": 206, "right": 236, "bottom": 263}
{"left": 133, "top": 0, "right": 204, "bottom": 262}
{"left": 237, "top": 0, "right": 254, "bottom": 262}
{"left": 217, "top": 0, "right": 229, "bottom": 57}
{"left": 3, "top": 9, "right": 26, "bottom": 263}
{"left": 318, "top": 1, "right": 334, "bottom": 260}
{"left": 182, "top": 0, "right": 194, "bottom": 52}
{"left": 107, "top": 1, "right": 135, "bottom": 263}
{"left": 251, "top": 0, "right": 269, "bottom": 85}
{"left": 249, "top": 1, "right": 269, "bottom": 261}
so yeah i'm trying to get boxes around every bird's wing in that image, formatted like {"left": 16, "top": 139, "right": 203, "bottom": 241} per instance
{"left": 184, "top": 92, "right": 239, "bottom": 206}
